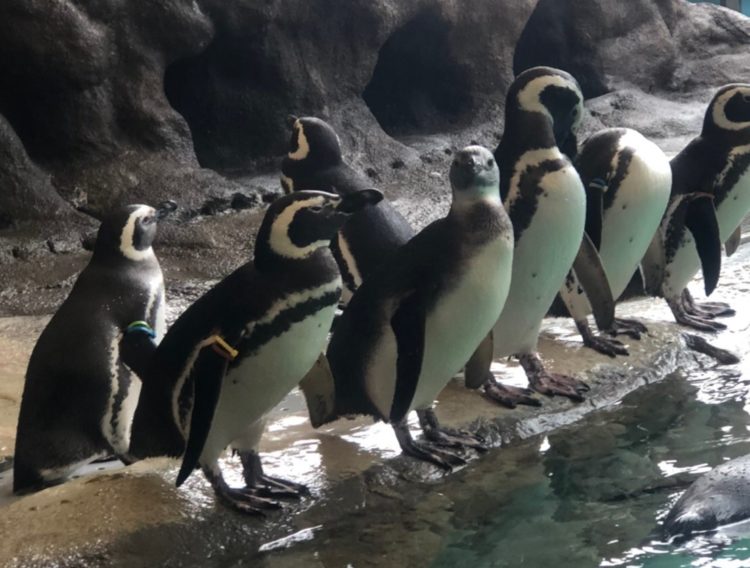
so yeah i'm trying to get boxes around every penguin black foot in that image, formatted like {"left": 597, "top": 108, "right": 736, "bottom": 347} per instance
{"left": 481, "top": 376, "right": 541, "bottom": 409}
{"left": 681, "top": 289, "right": 735, "bottom": 319}
{"left": 239, "top": 450, "right": 310, "bottom": 499}
{"left": 609, "top": 317, "right": 648, "bottom": 340}
{"left": 683, "top": 334, "right": 740, "bottom": 365}
{"left": 417, "top": 409, "right": 488, "bottom": 452}
{"left": 576, "top": 320, "right": 629, "bottom": 357}
{"left": 668, "top": 297, "right": 727, "bottom": 332}
{"left": 519, "top": 353, "right": 590, "bottom": 403}
{"left": 392, "top": 421, "right": 467, "bottom": 470}
{"left": 203, "top": 465, "right": 282, "bottom": 515}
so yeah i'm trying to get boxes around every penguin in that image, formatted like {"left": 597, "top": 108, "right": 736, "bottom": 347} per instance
{"left": 559, "top": 128, "right": 672, "bottom": 356}
{"left": 13, "top": 201, "right": 176, "bottom": 493}
{"left": 643, "top": 84, "right": 750, "bottom": 331}
{"left": 305, "top": 146, "right": 514, "bottom": 469}
{"left": 464, "top": 66, "right": 613, "bottom": 408}
{"left": 281, "top": 116, "right": 414, "bottom": 302}
{"left": 120, "top": 189, "right": 383, "bottom": 514}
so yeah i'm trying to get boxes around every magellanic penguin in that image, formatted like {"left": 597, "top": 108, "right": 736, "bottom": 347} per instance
{"left": 642, "top": 84, "right": 750, "bottom": 331}
{"left": 305, "top": 146, "right": 514, "bottom": 469}
{"left": 120, "top": 189, "right": 382, "bottom": 514}
{"left": 559, "top": 128, "right": 672, "bottom": 356}
{"left": 281, "top": 116, "right": 414, "bottom": 302}
{"left": 13, "top": 201, "right": 176, "bottom": 494}
{"left": 464, "top": 66, "right": 613, "bottom": 408}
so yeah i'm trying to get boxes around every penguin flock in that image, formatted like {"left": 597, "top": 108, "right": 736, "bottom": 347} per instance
{"left": 11, "top": 67, "right": 750, "bottom": 517}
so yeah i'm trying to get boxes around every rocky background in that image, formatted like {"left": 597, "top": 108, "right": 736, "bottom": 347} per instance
{"left": 1, "top": 0, "right": 749, "bottom": 314}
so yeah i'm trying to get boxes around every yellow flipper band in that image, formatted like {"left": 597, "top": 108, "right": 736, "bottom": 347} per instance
{"left": 202, "top": 334, "right": 239, "bottom": 361}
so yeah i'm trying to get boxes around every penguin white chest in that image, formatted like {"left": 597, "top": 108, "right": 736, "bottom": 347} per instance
{"left": 493, "top": 165, "right": 586, "bottom": 356}
{"left": 409, "top": 233, "right": 514, "bottom": 411}
{"left": 204, "top": 299, "right": 338, "bottom": 455}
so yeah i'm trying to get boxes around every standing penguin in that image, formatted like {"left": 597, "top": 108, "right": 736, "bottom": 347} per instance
{"left": 464, "top": 67, "right": 612, "bottom": 407}
{"left": 307, "top": 146, "right": 514, "bottom": 469}
{"left": 121, "top": 190, "right": 382, "bottom": 513}
{"left": 13, "top": 201, "right": 176, "bottom": 493}
{"left": 560, "top": 128, "right": 672, "bottom": 356}
{"left": 281, "top": 116, "right": 414, "bottom": 302}
{"left": 643, "top": 84, "right": 750, "bottom": 330}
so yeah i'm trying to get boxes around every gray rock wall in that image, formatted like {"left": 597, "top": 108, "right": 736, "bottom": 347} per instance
{"left": 0, "top": 0, "right": 748, "bottom": 245}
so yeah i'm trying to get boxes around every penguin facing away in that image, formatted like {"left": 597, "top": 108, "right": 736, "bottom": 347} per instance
{"left": 560, "top": 128, "right": 672, "bottom": 356}
{"left": 13, "top": 201, "right": 176, "bottom": 494}
{"left": 281, "top": 116, "right": 414, "bottom": 302}
{"left": 121, "top": 189, "right": 382, "bottom": 514}
{"left": 309, "top": 146, "right": 514, "bottom": 469}
{"left": 644, "top": 84, "right": 750, "bottom": 331}
{"left": 464, "top": 66, "right": 612, "bottom": 408}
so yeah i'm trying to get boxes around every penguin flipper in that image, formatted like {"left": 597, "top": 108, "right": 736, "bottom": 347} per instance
{"left": 640, "top": 231, "right": 666, "bottom": 296}
{"left": 299, "top": 352, "right": 337, "bottom": 428}
{"left": 388, "top": 291, "right": 426, "bottom": 424}
{"left": 684, "top": 194, "right": 722, "bottom": 296}
{"left": 176, "top": 345, "right": 230, "bottom": 487}
{"left": 725, "top": 225, "right": 743, "bottom": 258}
{"left": 572, "top": 232, "right": 615, "bottom": 331}
{"left": 119, "top": 332, "right": 157, "bottom": 380}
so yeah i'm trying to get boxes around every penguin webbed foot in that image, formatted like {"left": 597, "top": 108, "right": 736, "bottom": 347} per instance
{"left": 239, "top": 450, "right": 309, "bottom": 499}
{"left": 519, "top": 353, "right": 590, "bottom": 403}
{"left": 668, "top": 296, "right": 727, "bottom": 332}
{"left": 392, "top": 420, "right": 467, "bottom": 470}
{"left": 608, "top": 317, "right": 648, "bottom": 340}
{"left": 576, "top": 320, "right": 629, "bottom": 357}
{"left": 203, "top": 465, "right": 282, "bottom": 515}
{"left": 416, "top": 408, "right": 488, "bottom": 452}
{"left": 481, "top": 375, "right": 541, "bottom": 409}
{"left": 683, "top": 334, "right": 740, "bottom": 365}
{"left": 681, "top": 289, "right": 735, "bottom": 319}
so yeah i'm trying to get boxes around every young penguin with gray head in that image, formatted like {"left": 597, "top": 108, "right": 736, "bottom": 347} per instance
{"left": 559, "top": 128, "right": 672, "bottom": 356}
{"left": 305, "top": 146, "right": 514, "bottom": 469}
{"left": 120, "top": 189, "right": 382, "bottom": 513}
{"left": 641, "top": 84, "right": 750, "bottom": 331}
{"left": 464, "top": 66, "right": 613, "bottom": 408}
{"left": 281, "top": 116, "right": 414, "bottom": 302}
{"left": 13, "top": 201, "right": 176, "bottom": 493}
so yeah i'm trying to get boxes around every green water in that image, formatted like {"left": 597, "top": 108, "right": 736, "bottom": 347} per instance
{"left": 430, "top": 372, "right": 750, "bottom": 568}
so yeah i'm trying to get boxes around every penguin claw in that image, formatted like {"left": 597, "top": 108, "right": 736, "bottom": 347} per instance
{"left": 688, "top": 302, "right": 735, "bottom": 319}
{"left": 674, "top": 313, "right": 727, "bottom": 332}
{"left": 216, "top": 486, "right": 283, "bottom": 515}
{"left": 424, "top": 427, "right": 488, "bottom": 452}
{"left": 393, "top": 421, "right": 467, "bottom": 470}
{"left": 529, "top": 373, "right": 590, "bottom": 403}
{"left": 253, "top": 475, "right": 310, "bottom": 499}
{"left": 608, "top": 317, "right": 648, "bottom": 340}
{"left": 583, "top": 334, "right": 630, "bottom": 358}
{"left": 482, "top": 379, "right": 542, "bottom": 409}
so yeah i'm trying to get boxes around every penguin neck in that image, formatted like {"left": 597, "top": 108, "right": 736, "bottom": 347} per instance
{"left": 502, "top": 110, "right": 559, "bottom": 155}
{"left": 92, "top": 246, "right": 157, "bottom": 269}
{"left": 254, "top": 243, "right": 336, "bottom": 275}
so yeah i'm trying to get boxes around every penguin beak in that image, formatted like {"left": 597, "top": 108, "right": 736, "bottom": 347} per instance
{"left": 156, "top": 200, "right": 178, "bottom": 220}
{"left": 336, "top": 189, "right": 383, "bottom": 213}
{"left": 287, "top": 114, "right": 299, "bottom": 128}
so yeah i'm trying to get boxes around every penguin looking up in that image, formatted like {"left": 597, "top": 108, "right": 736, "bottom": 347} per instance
{"left": 121, "top": 189, "right": 382, "bottom": 514}
{"left": 642, "top": 84, "right": 750, "bottom": 330}
{"left": 281, "top": 116, "right": 414, "bottom": 302}
{"left": 560, "top": 128, "right": 672, "bottom": 356}
{"left": 13, "top": 201, "right": 176, "bottom": 494}
{"left": 464, "top": 66, "right": 613, "bottom": 408}
{"left": 304, "top": 146, "right": 514, "bottom": 469}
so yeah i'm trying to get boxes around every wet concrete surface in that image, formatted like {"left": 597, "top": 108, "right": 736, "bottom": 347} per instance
{"left": 0, "top": 239, "right": 748, "bottom": 566}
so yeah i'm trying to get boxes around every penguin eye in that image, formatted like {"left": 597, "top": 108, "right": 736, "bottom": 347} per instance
{"left": 309, "top": 206, "right": 324, "bottom": 213}
{"left": 141, "top": 215, "right": 155, "bottom": 225}
{"left": 743, "top": 94, "right": 750, "bottom": 103}
{"left": 486, "top": 158, "right": 494, "bottom": 167}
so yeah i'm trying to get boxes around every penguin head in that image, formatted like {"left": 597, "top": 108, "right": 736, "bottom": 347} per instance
{"left": 509, "top": 66, "right": 584, "bottom": 155}
{"left": 281, "top": 117, "right": 344, "bottom": 194}
{"left": 94, "top": 201, "right": 177, "bottom": 262}
{"left": 449, "top": 146, "right": 500, "bottom": 206}
{"left": 255, "top": 189, "right": 383, "bottom": 265}
{"left": 705, "top": 84, "right": 750, "bottom": 136}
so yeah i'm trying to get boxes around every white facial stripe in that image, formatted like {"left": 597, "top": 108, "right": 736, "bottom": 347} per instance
{"left": 337, "top": 232, "right": 363, "bottom": 289}
{"left": 120, "top": 206, "right": 156, "bottom": 261}
{"left": 517, "top": 75, "right": 581, "bottom": 120}
{"left": 288, "top": 120, "right": 310, "bottom": 160}
{"left": 506, "top": 147, "right": 564, "bottom": 205}
{"left": 713, "top": 88, "right": 750, "bottom": 131}
{"left": 280, "top": 173, "right": 294, "bottom": 194}
{"left": 270, "top": 196, "right": 335, "bottom": 259}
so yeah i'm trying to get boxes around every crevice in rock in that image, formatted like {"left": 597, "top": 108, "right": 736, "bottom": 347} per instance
{"left": 362, "top": 10, "right": 472, "bottom": 137}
